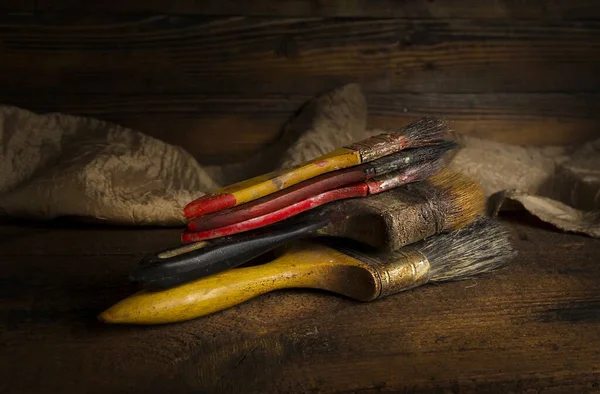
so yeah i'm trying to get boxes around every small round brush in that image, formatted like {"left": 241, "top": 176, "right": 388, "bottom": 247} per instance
{"left": 183, "top": 157, "right": 447, "bottom": 242}
{"left": 184, "top": 117, "right": 450, "bottom": 219}
{"left": 188, "top": 141, "right": 457, "bottom": 232}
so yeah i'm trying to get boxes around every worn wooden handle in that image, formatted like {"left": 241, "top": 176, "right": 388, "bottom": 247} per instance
{"left": 182, "top": 159, "right": 443, "bottom": 243}
{"left": 131, "top": 217, "right": 329, "bottom": 289}
{"left": 100, "top": 242, "right": 380, "bottom": 325}
{"left": 183, "top": 184, "right": 368, "bottom": 243}
{"left": 187, "top": 144, "right": 448, "bottom": 232}
{"left": 188, "top": 166, "right": 369, "bottom": 232}
{"left": 183, "top": 148, "right": 361, "bottom": 218}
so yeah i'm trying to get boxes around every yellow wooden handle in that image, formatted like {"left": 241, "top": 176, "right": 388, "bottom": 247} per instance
{"left": 218, "top": 148, "right": 361, "bottom": 204}
{"left": 99, "top": 241, "right": 380, "bottom": 325}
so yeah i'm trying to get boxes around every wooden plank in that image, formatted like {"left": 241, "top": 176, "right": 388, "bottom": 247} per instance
{"left": 1, "top": 93, "right": 298, "bottom": 162}
{"left": 3, "top": 0, "right": 600, "bottom": 19}
{"left": 1, "top": 16, "right": 599, "bottom": 95}
{"left": 366, "top": 92, "right": 600, "bottom": 145}
{"left": 3, "top": 92, "right": 598, "bottom": 162}
{"left": 1, "top": 15, "right": 598, "bottom": 158}
{"left": 0, "top": 0, "right": 32, "bottom": 12}
{"left": 0, "top": 222, "right": 182, "bottom": 256}
{"left": 1, "top": 217, "right": 599, "bottom": 393}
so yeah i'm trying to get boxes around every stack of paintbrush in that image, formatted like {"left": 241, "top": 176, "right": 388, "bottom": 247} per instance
{"left": 100, "top": 117, "right": 517, "bottom": 325}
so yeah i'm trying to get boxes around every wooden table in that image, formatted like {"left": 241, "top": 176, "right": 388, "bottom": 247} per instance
{"left": 1, "top": 214, "right": 599, "bottom": 393}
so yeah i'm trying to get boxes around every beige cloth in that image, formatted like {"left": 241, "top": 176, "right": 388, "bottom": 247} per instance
{"left": 0, "top": 84, "right": 369, "bottom": 226}
{"left": 449, "top": 136, "right": 600, "bottom": 237}
{"left": 1, "top": 83, "right": 599, "bottom": 237}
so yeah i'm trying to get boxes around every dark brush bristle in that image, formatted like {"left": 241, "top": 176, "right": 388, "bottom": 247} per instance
{"left": 417, "top": 216, "right": 517, "bottom": 282}
{"left": 407, "top": 157, "right": 446, "bottom": 181}
{"left": 401, "top": 117, "right": 450, "bottom": 146}
{"left": 378, "top": 156, "right": 446, "bottom": 187}
{"left": 371, "top": 140, "right": 457, "bottom": 174}
{"left": 406, "top": 140, "right": 457, "bottom": 163}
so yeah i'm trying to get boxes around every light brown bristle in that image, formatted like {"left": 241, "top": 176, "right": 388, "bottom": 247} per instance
{"left": 330, "top": 167, "right": 485, "bottom": 252}
{"left": 427, "top": 167, "right": 486, "bottom": 231}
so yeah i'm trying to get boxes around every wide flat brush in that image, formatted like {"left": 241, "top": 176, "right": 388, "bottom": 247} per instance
{"left": 183, "top": 158, "right": 445, "bottom": 242}
{"left": 188, "top": 141, "right": 456, "bottom": 232}
{"left": 184, "top": 117, "right": 448, "bottom": 219}
{"left": 131, "top": 168, "right": 485, "bottom": 289}
{"left": 100, "top": 217, "right": 516, "bottom": 325}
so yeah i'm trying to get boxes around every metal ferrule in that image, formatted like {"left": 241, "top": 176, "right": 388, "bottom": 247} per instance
{"left": 375, "top": 250, "right": 431, "bottom": 298}
{"left": 346, "top": 133, "right": 406, "bottom": 162}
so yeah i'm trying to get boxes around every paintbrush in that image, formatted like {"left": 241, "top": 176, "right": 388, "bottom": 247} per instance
{"left": 188, "top": 141, "right": 457, "bottom": 232}
{"left": 131, "top": 168, "right": 485, "bottom": 289}
{"left": 183, "top": 157, "right": 445, "bottom": 242}
{"left": 183, "top": 117, "right": 448, "bottom": 219}
{"left": 99, "top": 217, "right": 516, "bottom": 325}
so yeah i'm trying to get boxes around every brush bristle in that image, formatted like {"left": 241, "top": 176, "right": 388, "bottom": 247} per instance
{"left": 405, "top": 157, "right": 445, "bottom": 181}
{"left": 418, "top": 216, "right": 517, "bottom": 282}
{"left": 371, "top": 140, "right": 457, "bottom": 174}
{"left": 427, "top": 168, "right": 486, "bottom": 231}
{"left": 329, "top": 167, "right": 483, "bottom": 251}
{"left": 411, "top": 140, "right": 457, "bottom": 162}
{"left": 400, "top": 117, "right": 449, "bottom": 146}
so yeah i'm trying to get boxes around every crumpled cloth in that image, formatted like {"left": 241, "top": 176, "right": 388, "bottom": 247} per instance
{"left": 0, "top": 84, "right": 369, "bottom": 226}
{"left": 448, "top": 136, "right": 600, "bottom": 237}
{"left": 1, "top": 83, "right": 599, "bottom": 237}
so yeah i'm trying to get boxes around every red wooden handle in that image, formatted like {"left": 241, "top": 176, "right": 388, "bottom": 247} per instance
{"left": 182, "top": 183, "right": 368, "bottom": 243}
{"left": 188, "top": 166, "right": 367, "bottom": 231}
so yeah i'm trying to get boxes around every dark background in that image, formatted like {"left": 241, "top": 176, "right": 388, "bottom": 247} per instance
{"left": 1, "top": 2, "right": 599, "bottom": 393}
{"left": 1, "top": 0, "right": 599, "bottom": 163}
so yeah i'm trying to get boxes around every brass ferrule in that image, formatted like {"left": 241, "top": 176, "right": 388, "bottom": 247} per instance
{"left": 374, "top": 250, "right": 431, "bottom": 298}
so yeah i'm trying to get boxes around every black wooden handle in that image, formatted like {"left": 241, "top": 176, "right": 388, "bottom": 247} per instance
{"left": 130, "top": 218, "right": 327, "bottom": 289}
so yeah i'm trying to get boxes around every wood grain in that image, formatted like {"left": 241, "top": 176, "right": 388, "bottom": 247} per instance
{"left": 0, "top": 222, "right": 181, "bottom": 256}
{"left": 1, "top": 16, "right": 599, "bottom": 95}
{"left": 0, "top": 0, "right": 32, "bottom": 12}
{"left": 4, "top": 92, "right": 598, "bottom": 155}
{"left": 3, "top": 0, "right": 600, "bottom": 19}
{"left": 1, "top": 15, "right": 599, "bottom": 160}
{"left": 1, "top": 216, "right": 599, "bottom": 393}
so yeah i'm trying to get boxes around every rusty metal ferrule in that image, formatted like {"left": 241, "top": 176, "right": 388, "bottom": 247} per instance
{"left": 346, "top": 133, "right": 407, "bottom": 163}
{"left": 375, "top": 250, "right": 431, "bottom": 298}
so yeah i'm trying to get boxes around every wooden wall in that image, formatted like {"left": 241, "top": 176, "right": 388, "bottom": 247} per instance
{"left": 1, "top": 1, "right": 600, "bottom": 163}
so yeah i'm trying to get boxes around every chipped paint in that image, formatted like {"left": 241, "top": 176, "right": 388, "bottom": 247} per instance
{"left": 182, "top": 184, "right": 369, "bottom": 243}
